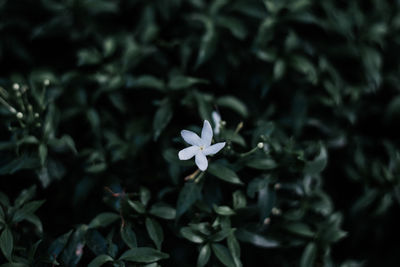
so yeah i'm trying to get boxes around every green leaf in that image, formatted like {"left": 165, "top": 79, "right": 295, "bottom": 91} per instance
{"left": 209, "top": 228, "right": 231, "bottom": 242}
{"left": 217, "top": 96, "right": 248, "bottom": 118}
{"left": 195, "top": 17, "right": 216, "bottom": 67}
{"left": 119, "top": 247, "right": 169, "bottom": 263}
{"left": 89, "top": 212, "right": 119, "bottom": 229}
{"left": 211, "top": 244, "right": 235, "bottom": 267}
{"left": 236, "top": 229, "right": 280, "bottom": 248}
{"left": 246, "top": 158, "right": 277, "bottom": 170}
{"left": 273, "top": 59, "right": 286, "bottom": 80}
{"left": 213, "top": 205, "right": 236, "bottom": 216}
{"left": 121, "top": 224, "right": 137, "bottom": 249}
{"left": 128, "top": 75, "right": 165, "bottom": 90}
{"left": 233, "top": 190, "right": 247, "bottom": 210}
{"left": 38, "top": 144, "right": 47, "bottom": 166}
{"left": 258, "top": 184, "right": 276, "bottom": 223}
{"left": 140, "top": 187, "right": 151, "bottom": 207}
{"left": 14, "top": 186, "right": 36, "bottom": 208}
{"left": 208, "top": 164, "right": 243, "bottom": 185}
{"left": 149, "top": 203, "right": 176, "bottom": 220}
{"left": 0, "top": 228, "right": 13, "bottom": 262}
{"left": 127, "top": 200, "right": 146, "bottom": 214}
{"left": 13, "top": 200, "right": 45, "bottom": 223}
{"left": 197, "top": 244, "right": 211, "bottom": 267}
{"left": 300, "top": 242, "right": 317, "bottom": 267}
{"left": 153, "top": 98, "right": 173, "bottom": 141}
{"left": 24, "top": 214, "right": 43, "bottom": 232}
{"left": 304, "top": 145, "right": 328, "bottom": 175}
{"left": 228, "top": 232, "right": 242, "bottom": 267}
{"left": 283, "top": 223, "right": 315, "bottom": 238}
{"left": 0, "top": 263, "right": 28, "bottom": 267}
{"left": 145, "top": 218, "right": 164, "bottom": 250}
{"left": 176, "top": 182, "right": 201, "bottom": 219}
{"left": 0, "top": 156, "right": 39, "bottom": 176}
{"left": 180, "top": 227, "right": 205, "bottom": 244}
{"left": 168, "top": 75, "right": 208, "bottom": 90}
{"left": 217, "top": 16, "right": 247, "bottom": 40}
{"left": 88, "top": 254, "right": 114, "bottom": 267}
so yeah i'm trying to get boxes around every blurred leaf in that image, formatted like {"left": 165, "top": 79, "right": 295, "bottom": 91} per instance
{"left": 211, "top": 243, "right": 235, "bottom": 267}
{"left": 149, "top": 203, "right": 176, "bottom": 220}
{"left": 168, "top": 75, "right": 208, "bottom": 90}
{"left": 228, "top": 232, "right": 242, "bottom": 267}
{"left": 213, "top": 205, "right": 235, "bottom": 216}
{"left": 217, "top": 96, "right": 248, "bottom": 118}
{"left": 246, "top": 158, "right": 277, "bottom": 170}
{"left": 145, "top": 218, "right": 164, "bottom": 250}
{"left": 121, "top": 224, "right": 137, "bottom": 249}
{"left": 236, "top": 229, "right": 280, "bottom": 248}
{"left": 0, "top": 228, "right": 13, "bottom": 262}
{"left": 304, "top": 145, "right": 328, "bottom": 175}
{"left": 208, "top": 163, "right": 243, "bottom": 185}
{"left": 300, "top": 242, "right": 317, "bottom": 267}
{"left": 89, "top": 212, "right": 119, "bottom": 229}
{"left": 119, "top": 247, "right": 169, "bottom": 263}
{"left": 176, "top": 182, "right": 201, "bottom": 219}
{"left": 0, "top": 155, "right": 39, "bottom": 175}
{"left": 13, "top": 200, "right": 45, "bottom": 223}
{"left": 197, "top": 244, "right": 211, "bottom": 267}
{"left": 88, "top": 255, "right": 114, "bottom": 267}
{"left": 153, "top": 98, "right": 173, "bottom": 141}
{"left": 232, "top": 190, "right": 247, "bottom": 210}
{"left": 180, "top": 227, "right": 205, "bottom": 244}
{"left": 283, "top": 223, "right": 315, "bottom": 238}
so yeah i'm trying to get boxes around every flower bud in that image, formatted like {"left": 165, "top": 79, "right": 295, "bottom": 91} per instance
{"left": 13, "top": 83, "right": 20, "bottom": 90}
{"left": 16, "top": 112, "right": 23, "bottom": 119}
{"left": 257, "top": 142, "right": 264, "bottom": 149}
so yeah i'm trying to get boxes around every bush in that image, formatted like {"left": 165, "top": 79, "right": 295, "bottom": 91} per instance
{"left": 1, "top": 0, "right": 400, "bottom": 266}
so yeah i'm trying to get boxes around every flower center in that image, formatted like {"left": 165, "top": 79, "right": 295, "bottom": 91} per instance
{"left": 199, "top": 146, "right": 204, "bottom": 151}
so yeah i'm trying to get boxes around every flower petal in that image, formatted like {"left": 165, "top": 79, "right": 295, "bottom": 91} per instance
{"left": 203, "top": 142, "right": 225, "bottom": 156}
{"left": 195, "top": 152, "right": 208, "bottom": 171}
{"left": 178, "top": 146, "right": 199, "bottom": 160}
{"left": 201, "top": 120, "right": 213, "bottom": 147}
{"left": 181, "top": 130, "right": 202, "bottom": 146}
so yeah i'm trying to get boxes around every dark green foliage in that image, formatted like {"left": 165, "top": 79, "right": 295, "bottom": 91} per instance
{"left": 1, "top": 0, "right": 400, "bottom": 266}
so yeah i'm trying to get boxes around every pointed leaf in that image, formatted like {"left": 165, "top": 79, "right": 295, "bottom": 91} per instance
{"left": 176, "top": 182, "right": 201, "bottom": 219}
{"left": 0, "top": 228, "right": 13, "bottom": 262}
{"left": 89, "top": 213, "right": 119, "bottom": 229}
{"left": 211, "top": 244, "right": 235, "bottom": 267}
{"left": 88, "top": 255, "right": 114, "bottom": 267}
{"left": 208, "top": 164, "right": 243, "bottom": 185}
{"left": 300, "top": 242, "right": 317, "bottom": 267}
{"left": 145, "top": 218, "right": 164, "bottom": 250}
{"left": 119, "top": 247, "right": 169, "bottom": 263}
{"left": 197, "top": 244, "right": 211, "bottom": 267}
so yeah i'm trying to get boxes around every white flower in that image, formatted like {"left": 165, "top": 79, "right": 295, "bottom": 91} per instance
{"left": 212, "top": 111, "right": 221, "bottom": 135}
{"left": 178, "top": 120, "right": 225, "bottom": 171}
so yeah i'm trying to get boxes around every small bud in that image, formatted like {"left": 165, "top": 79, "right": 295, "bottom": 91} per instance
{"left": 34, "top": 113, "right": 39, "bottom": 118}
{"left": 9, "top": 107, "right": 16, "bottom": 114}
{"left": 44, "top": 79, "right": 50, "bottom": 86}
{"left": 263, "top": 217, "right": 271, "bottom": 225}
{"left": 221, "top": 120, "right": 226, "bottom": 126}
{"left": 16, "top": 92, "right": 21, "bottom": 98}
{"left": 274, "top": 183, "right": 281, "bottom": 190}
{"left": 257, "top": 142, "right": 264, "bottom": 149}
{"left": 16, "top": 112, "right": 23, "bottom": 119}
{"left": 271, "top": 207, "right": 281, "bottom": 216}
{"left": 13, "top": 83, "right": 20, "bottom": 90}
{"left": 28, "top": 105, "right": 33, "bottom": 111}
